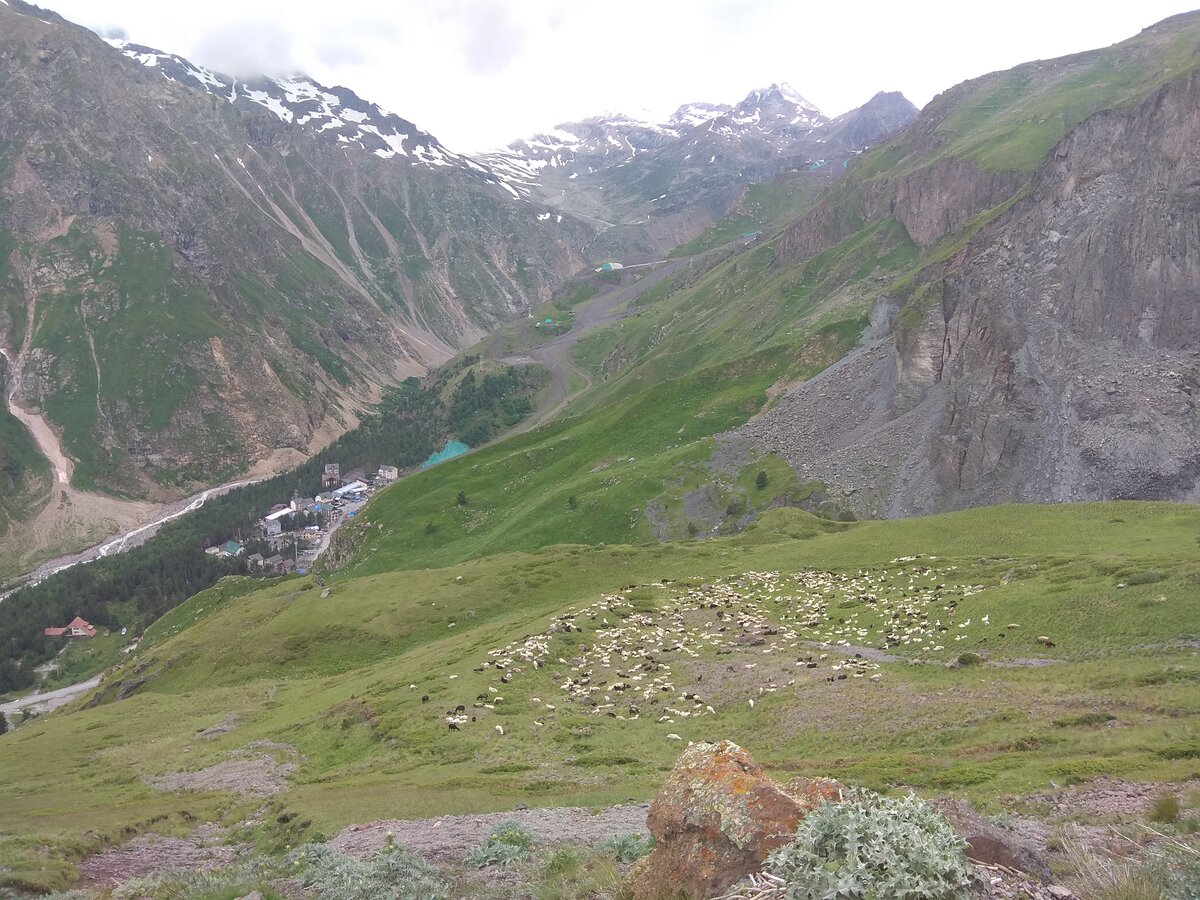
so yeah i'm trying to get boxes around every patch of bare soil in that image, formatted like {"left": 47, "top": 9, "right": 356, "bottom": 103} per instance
{"left": 330, "top": 803, "right": 650, "bottom": 862}
{"left": 197, "top": 714, "right": 241, "bottom": 740}
{"left": 1026, "top": 777, "right": 1166, "bottom": 821}
{"left": 78, "top": 830, "right": 245, "bottom": 889}
{"left": 150, "top": 742, "right": 299, "bottom": 797}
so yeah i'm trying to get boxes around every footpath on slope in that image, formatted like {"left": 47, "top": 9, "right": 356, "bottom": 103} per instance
{"left": 498, "top": 249, "right": 719, "bottom": 435}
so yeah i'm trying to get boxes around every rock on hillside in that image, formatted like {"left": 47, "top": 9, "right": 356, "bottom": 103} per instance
{"left": 627, "top": 740, "right": 844, "bottom": 899}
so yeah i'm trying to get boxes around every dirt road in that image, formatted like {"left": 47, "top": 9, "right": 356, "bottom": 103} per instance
{"left": 0, "top": 674, "right": 101, "bottom": 726}
{"left": 499, "top": 253, "right": 708, "bottom": 434}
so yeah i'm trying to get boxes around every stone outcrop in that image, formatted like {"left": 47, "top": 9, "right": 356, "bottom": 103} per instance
{"left": 936, "top": 800, "right": 1051, "bottom": 880}
{"left": 627, "top": 741, "right": 843, "bottom": 900}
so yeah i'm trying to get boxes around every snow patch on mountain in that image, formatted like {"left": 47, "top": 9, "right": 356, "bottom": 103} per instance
{"left": 107, "top": 38, "right": 535, "bottom": 197}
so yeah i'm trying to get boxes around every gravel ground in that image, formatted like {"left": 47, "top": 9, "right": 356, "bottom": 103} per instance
{"left": 330, "top": 803, "right": 650, "bottom": 861}
{"left": 729, "top": 338, "right": 945, "bottom": 520}
{"left": 78, "top": 833, "right": 245, "bottom": 889}
{"left": 150, "top": 742, "right": 299, "bottom": 797}
{"left": 1026, "top": 777, "right": 1171, "bottom": 821}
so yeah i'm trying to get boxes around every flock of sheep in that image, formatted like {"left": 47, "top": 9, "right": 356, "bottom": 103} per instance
{"left": 434, "top": 558, "right": 1005, "bottom": 736}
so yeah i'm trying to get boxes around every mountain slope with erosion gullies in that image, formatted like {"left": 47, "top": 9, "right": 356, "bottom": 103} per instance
{"left": 741, "top": 11, "right": 1200, "bottom": 515}
{"left": 0, "top": 0, "right": 590, "bottom": 503}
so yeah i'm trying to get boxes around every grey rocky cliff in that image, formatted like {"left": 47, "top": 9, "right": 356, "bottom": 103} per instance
{"left": 740, "top": 66, "right": 1200, "bottom": 514}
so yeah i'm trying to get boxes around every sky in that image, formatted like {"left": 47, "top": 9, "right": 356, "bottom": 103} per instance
{"left": 39, "top": 0, "right": 1200, "bottom": 152}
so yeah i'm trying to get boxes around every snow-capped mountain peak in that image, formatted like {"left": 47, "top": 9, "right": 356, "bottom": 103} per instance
{"left": 668, "top": 101, "right": 734, "bottom": 128}
{"left": 106, "top": 40, "right": 501, "bottom": 177}
{"left": 731, "top": 83, "right": 825, "bottom": 129}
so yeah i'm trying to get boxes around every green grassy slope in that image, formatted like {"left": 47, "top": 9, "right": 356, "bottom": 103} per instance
{"left": 669, "top": 176, "right": 828, "bottom": 257}
{"left": 927, "top": 13, "right": 1200, "bottom": 173}
{"left": 325, "top": 204, "right": 910, "bottom": 574}
{"left": 2, "top": 503, "right": 1198, "bottom": 891}
{"left": 0, "top": 401, "right": 50, "bottom": 530}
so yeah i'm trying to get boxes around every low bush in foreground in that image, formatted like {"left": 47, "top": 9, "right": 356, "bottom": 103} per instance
{"left": 594, "top": 832, "right": 653, "bottom": 863}
{"left": 766, "top": 788, "right": 972, "bottom": 899}
{"left": 288, "top": 842, "right": 449, "bottom": 900}
{"left": 465, "top": 821, "right": 535, "bottom": 868}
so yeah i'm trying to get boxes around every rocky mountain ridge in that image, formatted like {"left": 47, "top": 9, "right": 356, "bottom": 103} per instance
{"left": 107, "top": 40, "right": 531, "bottom": 198}
{"left": 740, "top": 11, "right": 1200, "bottom": 513}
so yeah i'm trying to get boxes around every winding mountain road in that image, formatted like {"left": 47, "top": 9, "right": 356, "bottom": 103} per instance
{"left": 499, "top": 252, "right": 709, "bottom": 433}
{"left": 0, "top": 674, "right": 102, "bottom": 725}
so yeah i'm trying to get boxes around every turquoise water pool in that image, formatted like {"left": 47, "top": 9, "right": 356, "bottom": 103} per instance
{"left": 421, "top": 439, "right": 470, "bottom": 469}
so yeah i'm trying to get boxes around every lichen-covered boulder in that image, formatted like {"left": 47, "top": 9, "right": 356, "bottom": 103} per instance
{"left": 627, "top": 740, "right": 843, "bottom": 899}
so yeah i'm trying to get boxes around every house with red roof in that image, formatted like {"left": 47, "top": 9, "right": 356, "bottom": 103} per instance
{"left": 44, "top": 616, "right": 97, "bottom": 639}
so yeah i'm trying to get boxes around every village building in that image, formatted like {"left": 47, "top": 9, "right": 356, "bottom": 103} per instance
{"left": 342, "top": 468, "right": 367, "bottom": 486}
{"left": 322, "top": 462, "right": 341, "bottom": 489}
{"left": 220, "top": 540, "right": 244, "bottom": 558}
{"left": 378, "top": 465, "right": 399, "bottom": 482}
{"left": 332, "top": 480, "right": 367, "bottom": 499}
{"left": 44, "top": 616, "right": 97, "bottom": 639}
{"left": 261, "top": 507, "right": 291, "bottom": 537}
{"left": 247, "top": 553, "right": 264, "bottom": 568}
{"left": 263, "top": 554, "right": 285, "bottom": 573}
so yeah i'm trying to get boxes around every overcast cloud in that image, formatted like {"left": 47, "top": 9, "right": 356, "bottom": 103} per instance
{"left": 41, "top": 0, "right": 1199, "bottom": 151}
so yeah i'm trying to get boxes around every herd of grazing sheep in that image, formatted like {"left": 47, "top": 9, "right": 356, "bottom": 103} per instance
{"left": 424, "top": 558, "right": 1040, "bottom": 738}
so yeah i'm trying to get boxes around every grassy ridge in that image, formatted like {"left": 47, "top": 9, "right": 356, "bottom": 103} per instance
{"left": 1, "top": 503, "right": 1198, "bottom": 891}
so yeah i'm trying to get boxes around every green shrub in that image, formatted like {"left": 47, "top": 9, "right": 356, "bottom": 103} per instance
{"left": 1150, "top": 794, "right": 1182, "bottom": 825}
{"left": 956, "top": 652, "right": 984, "bottom": 667}
{"left": 766, "top": 788, "right": 972, "bottom": 899}
{"left": 464, "top": 821, "right": 534, "bottom": 868}
{"left": 1123, "top": 570, "right": 1165, "bottom": 585}
{"left": 465, "top": 840, "right": 526, "bottom": 869}
{"left": 541, "top": 846, "right": 584, "bottom": 878}
{"left": 488, "top": 821, "right": 534, "bottom": 851}
{"left": 1158, "top": 743, "right": 1200, "bottom": 760}
{"left": 288, "top": 842, "right": 449, "bottom": 899}
{"left": 594, "top": 832, "right": 653, "bottom": 863}
{"left": 1053, "top": 712, "right": 1117, "bottom": 728}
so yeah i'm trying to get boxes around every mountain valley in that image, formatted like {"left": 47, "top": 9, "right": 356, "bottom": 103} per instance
{"left": 0, "top": 4, "right": 1198, "bottom": 899}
